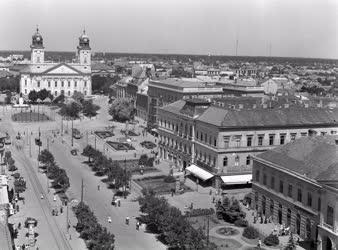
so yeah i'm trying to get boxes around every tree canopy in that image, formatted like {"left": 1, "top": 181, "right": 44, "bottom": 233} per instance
{"left": 60, "top": 101, "right": 82, "bottom": 119}
{"left": 109, "top": 99, "right": 135, "bottom": 122}
{"left": 82, "top": 100, "right": 100, "bottom": 118}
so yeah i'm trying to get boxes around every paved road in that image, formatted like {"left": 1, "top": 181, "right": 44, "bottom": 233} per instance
{"left": 48, "top": 135, "right": 166, "bottom": 250}
{"left": 2, "top": 118, "right": 72, "bottom": 250}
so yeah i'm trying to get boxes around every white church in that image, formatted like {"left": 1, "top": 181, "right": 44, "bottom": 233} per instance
{"left": 20, "top": 28, "right": 92, "bottom": 98}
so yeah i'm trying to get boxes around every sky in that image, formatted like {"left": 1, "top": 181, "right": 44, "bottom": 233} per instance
{"left": 0, "top": 0, "right": 337, "bottom": 59}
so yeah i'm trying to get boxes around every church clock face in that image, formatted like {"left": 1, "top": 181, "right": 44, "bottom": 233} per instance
{"left": 36, "top": 37, "right": 40, "bottom": 41}
{"left": 84, "top": 38, "right": 88, "bottom": 42}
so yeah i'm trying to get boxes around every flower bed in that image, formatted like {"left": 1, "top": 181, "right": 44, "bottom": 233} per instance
{"left": 94, "top": 130, "right": 114, "bottom": 139}
{"left": 106, "top": 141, "right": 135, "bottom": 151}
{"left": 215, "top": 227, "right": 240, "bottom": 236}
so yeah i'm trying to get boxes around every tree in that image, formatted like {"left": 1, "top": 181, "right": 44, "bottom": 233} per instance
{"left": 4, "top": 151, "right": 11, "bottom": 165}
{"left": 53, "top": 94, "right": 65, "bottom": 104}
{"left": 82, "top": 145, "right": 96, "bottom": 162}
{"left": 7, "top": 157, "right": 16, "bottom": 172}
{"left": 109, "top": 99, "right": 135, "bottom": 122}
{"left": 37, "top": 89, "right": 49, "bottom": 101}
{"left": 5, "top": 92, "right": 12, "bottom": 104}
{"left": 82, "top": 100, "right": 100, "bottom": 118}
{"left": 14, "top": 178, "right": 26, "bottom": 197}
{"left": 38, "top": 149, "right": 54, "bottom": 166}
{"left": 28, "top": 90, "right": 38, "bottom": 103}
{"left": 60, "top": 101, "right": 82, "bottom": 119}
{"left": 72, "top": 91, "right": 85, "bottom": 104}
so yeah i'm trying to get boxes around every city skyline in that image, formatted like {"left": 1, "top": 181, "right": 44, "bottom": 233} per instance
{"left": 0, "top": 0, "right": 337, "bottom": 59}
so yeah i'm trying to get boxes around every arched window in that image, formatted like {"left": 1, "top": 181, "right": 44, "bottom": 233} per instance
{"left": 296, "top": 213, "right": 301, "bottom": 235}
{"left": 235, "top": 155, "right": 240, "bottom": 166}
{"left": 287, "top": 209, "right": 292, "bottom": 226}
{"left": 305, "top": 218, "right": 311, "bottom": 239}
{"left": 262, "top": 196, "right": 266, "bottom": 215}
{"left": 223, "top": 157, "right": 228, "bottom": 167}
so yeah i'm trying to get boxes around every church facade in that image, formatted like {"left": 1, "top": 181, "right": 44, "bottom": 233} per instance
{"left": 20, "top": 28, "right": 92, "bottom": 98}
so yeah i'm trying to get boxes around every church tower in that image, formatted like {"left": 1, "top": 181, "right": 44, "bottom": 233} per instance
{"left": 30, "top": 27, "right": 44, "bottom": 64}
{"left": 77, "top": 30, "right": 91, "bottom": 65}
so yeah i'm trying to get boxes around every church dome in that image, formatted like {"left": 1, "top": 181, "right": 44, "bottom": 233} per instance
{"left": 31, "top": 27, "right": 44, "bottom": 49}
{"left": 77, "top": 30, "right": 91, "bottom": 50}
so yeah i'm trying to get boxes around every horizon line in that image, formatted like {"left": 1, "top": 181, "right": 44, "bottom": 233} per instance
{"left": 0, "top": 49, "right": 337, "bottom": 61}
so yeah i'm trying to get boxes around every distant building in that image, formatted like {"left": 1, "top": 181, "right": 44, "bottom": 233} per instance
{"left": 158, "top": 100, "right": 338, "bottom": 188}
{"left": 20, "top": 28, "right": 92, "bottom": 98}
{"left": 252, "top": 135, "right": 338, "bottom": 249}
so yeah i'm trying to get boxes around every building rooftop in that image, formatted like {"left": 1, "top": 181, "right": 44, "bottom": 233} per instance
{"left": 197, "top": 106, "right": 338, "bottom": 128}
{"left": 257, "top": 135, "right": 338, "bottom": 182}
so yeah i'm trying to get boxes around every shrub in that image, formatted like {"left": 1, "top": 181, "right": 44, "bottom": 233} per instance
{"left": 242, "top": 226, "right": 259, "bottom": 239}
{"left": 186, "top": 208, "right": 215, "bottom": 217}
{"left": 234, "top": 218, "right": 248, "bottom": 227}
{"left": 163, "top": 175, "right": 176, "bottom": 183}
{"left": 264, "top": 234, "right": 279, "bottom": 246}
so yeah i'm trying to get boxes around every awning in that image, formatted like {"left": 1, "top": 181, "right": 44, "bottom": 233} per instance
{"left": 186, "top": 164, "right": 214, "bottom": 181}
{"left": 221, "top": 174, "right": 252, "bottom": 185}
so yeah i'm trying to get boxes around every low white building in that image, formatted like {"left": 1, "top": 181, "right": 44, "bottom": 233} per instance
{"left": 20, "top": 28, "right": 92, "bottom": 98}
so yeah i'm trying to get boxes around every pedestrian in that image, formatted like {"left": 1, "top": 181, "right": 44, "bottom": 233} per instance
{"left": 258, "top": 239, "right": 262, "bottom": 249}
{"left": 212, "top": 196, "right": 215, "bottom": 203}
{"left": 125, "top": 216, "right": 129, "bottom": 225}
{"left": 60, "top": 207, "right": 63, "bottom": 214}
{"left": 97, "top": 185, "right": 100, "bottom": 191}
{"left": 136, "top": 221, "right": 139, "bottom": 230}
{"left": 118, "top": 199, "right": 121, "bottom": 207}
{"left": 18, "top": 222, "right": 21, "bottom": 230}
{"left": 108, "top": 216, "right": 112, "bottom": 223}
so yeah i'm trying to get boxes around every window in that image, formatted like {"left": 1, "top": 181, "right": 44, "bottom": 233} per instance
{"left": 37, "top": 81, "right": 40, "bottom": 88}
{"left": 68, "top": 81, "right": 70, "bottom": 87}
{"left": 48, "top": 81, "right": 51, "bottom": 88}
{"left": 263, "top": 174, "right": 267, "bottom": 185}
{"left": 247, "top": 135, "right": 253, "bottom": 147}
{"left": 234, "top": 135, "right": 242, "bottom": 147}
{"left": 235, "top": 155, "right": 239, "bottom": 166}
{"left": 55, "top": 81, "right": 57, "bottom": 87}
{"left": 223, "top": 157, "right": 228, "bottom": 167}
{"left": 246, "top": 155, "right": 251, "bottom": 165}
{"left": 297, "top": 188, "right": 302, "bottom": 202}
{"left": 84, "top": 90, "right": 87, "bottom": 95}
{"left": 209, "top": 136, "right": 211, "bottom": 145}
{"left": 24, "top": 89, "right": 27, "bottom": 94}
{"left": 25, "top": 79, "right": 27, "bottom": 86}
{"left": 223, "top": 136, "right": 230, "bottom": 148}
{"left": 290, "top": 133, "right": 296, "bottom": 141}
{"left": 205, "top": 133, "right": 207, "bottom": 143}
{"left": 269, "top": 134, "right": 275, "bottom": 145}
{"left": 301, "top": 132, "right": 307, "bottom": 137}
{"left": 55, "top": 91, "right": 57, "bottom": 96}
{"left": 61, "top": 81, "right": 64, "bottom": 87}
{"left": 331, "top": 130, "right": 337, "bottom": 135}
{"left": 75, "top": 81, "right": 77, "bottom": 87}
{"left": 85, "top": 81, "right": 87, "bottom": 87}
{"left": 68, "top": 91, "right": 71, "bottom": 96}
{"left": 214, "top": 139, "right": 217, "bottom": 147}
{"left": 196, "top": 131, "right": 199, "bottom": 139}
{"left": 280, "top": 134, "right": 286, "bottom": 145}
{"left": 37, "top": 56, "right": 40, "bottom": 63}
{"left": 201, "top": 133, "right": 203, "bottom": 141}
{"left": 327, "top": 206, "right": 334, "bottom": 226}
{"left": 318, "top": 197, "right": 321, "bottom": 211}
{"left": 270, "top": 176, "right": 275, "bottom": 189}
{"left": 255, "top": 170, "right": 260, "bottom": 182}
{"left": 288, "top": 184, "right": 293, "bottom": 197}
{"left": 321, "top": 131, "right": 327, "bottom": 136}
{"left": 307, "top": 192, "right": 312, "bottom": 207}
{"left": 258, "top": 134, "right": 264, "bottom": 146}
{"left": 279, "top": 180, "right": 284, "bottom": 193}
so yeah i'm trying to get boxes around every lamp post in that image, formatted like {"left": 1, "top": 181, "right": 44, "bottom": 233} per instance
{"left": 71, "top": 118, "right": 74, "bottom": 147}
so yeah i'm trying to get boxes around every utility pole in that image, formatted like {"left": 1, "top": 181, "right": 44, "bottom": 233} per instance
{"left": 80, "top": 178, "right": 84, "bottom": 203}
{"left": 71, "top": 118, "right": 74, "bottom": 147}
{"left": 66, "top": 203, "right": 69, "bottom": 233}
{"left": 94, "top": 135, "right": 96, "bottom": 150}
{"left": 38, "top": 127, "right": 41, "bottom": 172}
{"left": 206, "top": 215, "right": 210, "bottom": 247}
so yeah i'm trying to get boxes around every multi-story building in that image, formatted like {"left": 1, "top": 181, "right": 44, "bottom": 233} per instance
{"left": 147, "top": 78, "right": 226, "bottom": 128}
{"left": 20, "top": 28, "right": 92, "bottom": 97}
{"left": 158, "top": 100, "right": 338, "bottom": 188}
{"left": 252, "top": 135, "right": 338, "bottom": 249}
